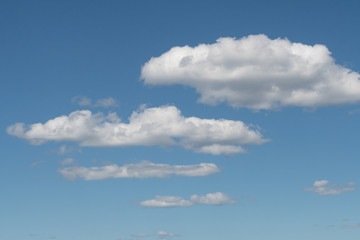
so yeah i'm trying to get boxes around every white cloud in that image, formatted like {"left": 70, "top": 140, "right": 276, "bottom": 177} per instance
{"left": 58, "top": 161, "right": 220, "bottom": 180}
{"left": 140, "top": 192, "right": 234, "bottom": 207}
{"left": 305, "top": 180, "right": 356, "bottom": 195}
{"left": 94, "top": 97, "right": 119, "bottom": 107}
{"left": 7, "top": 105, "right": 267, "bottom": 155}
{"left": 141, "top": 34, "right": 360, "bottom": 110}
{"left": 140, "top": 196, "right": 193, "bottom": 207}
{"left": 190, "top": 192, "right": 235, "bottom": 205}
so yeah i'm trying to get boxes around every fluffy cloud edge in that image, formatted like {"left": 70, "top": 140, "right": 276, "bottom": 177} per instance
{"left": 7, "top": 105, "right": 267, "bottom": 155}
{"left": 141, "top": 34, "right": 360, "bottom": 109}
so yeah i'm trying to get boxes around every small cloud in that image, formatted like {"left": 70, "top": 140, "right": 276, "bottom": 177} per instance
{"left": 72, "top": 96, "right": 92, "bottom": 106}
{"left": 156, "top": 231, "right": 178, "bottom": 240}
{"left": 59, "top": 158, "right": 75, "bottom": 166}
{"left": 139, "top": 196, "right": 193, "bottom": 208}
{"left": 57, "top": 145, "right": 71, "bottom": 155}
{"left": 349, "top": 108, "right": 360, "bottom": 115}
{"left": 305, "top": 180, "right": 356, "bottom": 195}
{"left": 344, "top": 224, "right": 360, "bottom": 229}
{"left": 347, "top": 182, "right": 357, "bottom": 186}
{"left": 140, "top": 192, "right": 235, "bottom": 208}
{"left": 132, "top": 233, "right": 151, "bottom": 238}
{"left": 29, "top": 160, "right": 44, "bottom": 168}
{"left": 190, "top": 192, "right": 235, "bottom": 205}
{"left": 72, "top": 96, "right": 118, "bottom": 108}
{"left": 94, "top": 97, "right": 119, "bottom": 108}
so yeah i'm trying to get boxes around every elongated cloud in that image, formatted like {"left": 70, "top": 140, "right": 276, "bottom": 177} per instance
{"left": 7, "top": 106, "right": 267, "bottom": 155}
{"left": 58, "top": 161, "right": 220, "bottom": 180}
{"left": 305, "top": 180, "right": 356, "bottom": 195}
{"left": 140, "top": 192, "right": 234, "bottom": 207}
{"left": 140, "top": 196, "right": 194, "bottom": 207}
{"left": 141, "top": 34, "right": 360, "bottom": 109}
{"left": 190, "top": 192, "right": 234, "bottom": 205}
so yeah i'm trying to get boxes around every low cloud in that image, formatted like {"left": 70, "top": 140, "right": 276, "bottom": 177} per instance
{"left": 305, "top": 180, "right": 356, "bottom": 195}
{"left": 140, "top": 192, "right": 234, "bottom": 207}
{"left": 58, "top": 161, "right": 220, "bottom": 180}
{"left": 7, "top": 105, "right": 267, "bottom": 155}
{"left": 141, "top": 34, "right": 360, "bottom": 110}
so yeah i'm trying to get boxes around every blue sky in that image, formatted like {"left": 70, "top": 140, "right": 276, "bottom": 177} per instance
{"left": 1, "top": 0, "right": 360, "bottom": 239}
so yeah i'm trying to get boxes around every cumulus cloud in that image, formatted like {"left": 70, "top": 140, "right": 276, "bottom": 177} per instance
{"left": 140, "top": 192, "right": 234, "bottom": 207}
{"left": 305, "top": 180, "right": 356, "bottom": 195}
{"left": 190, "top": 192, "right": 235, "bottom": 205}
{"left": 58, "top": 161, "right": 220, "bottom": 180}
{"left": 141, "top": 34, "right": 360, "bottom": 110}
{"left": 7, "top": 105, "right": 267, "bottom": 155}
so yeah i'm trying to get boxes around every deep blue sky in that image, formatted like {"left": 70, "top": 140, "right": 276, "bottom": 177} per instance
{"left": 1, "top": 1, "right": 360, "bottom": 240}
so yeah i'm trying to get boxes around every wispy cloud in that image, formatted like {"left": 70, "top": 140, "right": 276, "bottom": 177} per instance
{"left": 7, "top": 105, "right": 267, "bottom": 155}
{"left": 131, "top": 231, "right": 178, "bottom": 240}
{"left": 59, "top": 158, "right": 75, "bottom": 166}
{"left": 344, "top": 224, "right": 360, "bottom": 229}
{"left": 58, "top": 161, "right": 219, "bottom": 180}
{"left": 140, "top": 192, "right": 234, "bottom": 207}
{"left": 94, "top": 97, "right": 119, "bottom": 107}
{"left": 305, "top": 180, "right": 356, "bottom": 195}
{"left": 29, "top": 160, "right": 44, "bottom": 168}
{"left": 72, "top": 96, "right": 118, "bottom": 108}
{"left": 141, "top": 34, "right": 360, "bottom": 110}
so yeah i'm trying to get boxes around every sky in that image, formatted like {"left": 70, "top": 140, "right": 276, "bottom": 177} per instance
{"left": 1, "top": 0, "right": 360, "bottom": 239}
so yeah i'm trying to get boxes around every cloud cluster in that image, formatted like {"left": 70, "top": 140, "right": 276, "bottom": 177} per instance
{"left": 141, "top": 34, "right": 360, "bottom": 109}
{"left": 58, "top": 161, "right": 220, "bottom": 180}
{"left": 305, "top": 180, "right": 356, "bottom": 195}
{"left": 7, "top": 106, "right": 267, "bottom": 155}
{"left": 139, "top": 192, "right": 234, "bottom": 207}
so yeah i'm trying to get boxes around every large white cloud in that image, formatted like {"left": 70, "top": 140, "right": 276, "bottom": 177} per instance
{"left": 140, "top": 192, "right": 234, "bottom": 207}
{"left": 7, "top": 106, "right": 267, "bottom": 155}
{"left": 141, "top": 34, "right": 360, "bottom": 109}
{"left": 58, "top": 161, "right": 220, "bottom": 180}
{"left": 305, "top": 180, "right": 356, "bottom": 195}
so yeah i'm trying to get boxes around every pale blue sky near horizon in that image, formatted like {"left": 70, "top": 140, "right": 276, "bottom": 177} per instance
{"left": 1, "top": 1, "right": 360, "bottom": 240}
